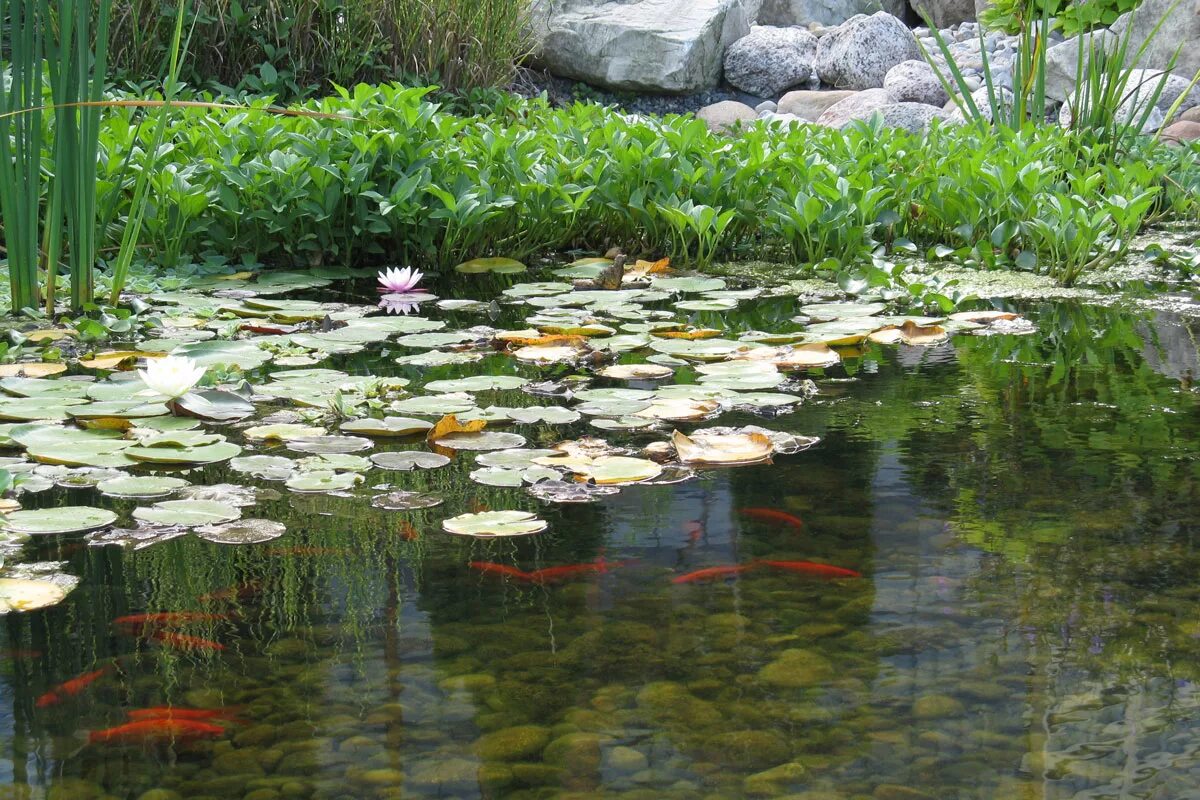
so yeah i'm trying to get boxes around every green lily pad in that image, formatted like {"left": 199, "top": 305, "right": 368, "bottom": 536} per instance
{"left": 649, "top": 276, "right": 726, "bottom": 293}
{"left": 0, "top": 398, "right": 89, "bottom": 421}
{"left": 174, "top": 390, "right": 255, "bottom": 422}
{"left": 340, "top": 417, "right": 433, "bottom": 437}
{"left": 394, "top": 331, "right": 477, "bottom": 349}
{"left": 2, "top": 506, "right": 117, "bottom": 534}
{"left": 424, "top": 375, "right": 529, "bottom": 393}
{"left": 229, "top": 455, "right": 296, "bottom": 480}
{"left": 390, "top": 395, "right": 476, "bottom": 416}
{"left": 195, "top": 518, "right": 286, "bottom": 544}
{"left": 370, "top": 491, "right": 444, "bottom": 510}
{"left": 285, "top": 470, "right": 363, "bottom": 493}
{"left": 133, "top": 500, "right": 242, "bottom": 527}
{"left": 473, "top": 449, "right": 560, "bottom": 469}
{"left": 172, "top": 340, "right": 271, "bottom": 370}
{"left": 67, "top": 401, "right": 171, "bottom": 420}
{"left": 492, "top": 406, "right": 581, "bottom": 425}
{"left": 97, "top": 476, "right": 190, "bottom": 499}
{"left": 394, "top": 350, "right": 483, "bottom": 367}
{"left": 433, "top": 431, "right": 527, "bottom": 451}
{"left": 455, "top": 257, "right": 526, "bottom": 274}
{"left": 125, "top": 440, "right": 242, "bottom": 465}
{"left": 369, "top": 451, "right": 451, "bottom": 471}
{"left": 442, "top": 510, "right": 547, "bottom": 537}
{"left": 287, "top": 436, "right": 373, "bottom": 454}
{"left": 295, "top": 454, "right": 373, "bottom": 472}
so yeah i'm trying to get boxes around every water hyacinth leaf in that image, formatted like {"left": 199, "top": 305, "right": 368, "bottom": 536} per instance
{"left": 286, "top": 470, "right": 364, "bottom": 493}
{"left": 370, "top": 491, "right": 444, "bottom": 510}
{"left": 1, "top": 506, "right": 118, "bottom": 535}
{"left": 126, "top": 441, "right": 242, "bottom": 465}
{"left": 455, "top": 257, "right": 526, "bottom": 274}
{"left": 0, "top": 579, "right": 70, "bottom": 613}
{"left": 133, "top": 500, "right": 242, "bottom": 527}
{"left": 341, "top": 417, "right": 433, "bottom": 437}
{"left": 97, "top": 476, "right": 190, "bottom": 499}
{"left": 195, "top": 519, "right": 286, "bottom": 544}
{"left": 243, "top": 424, "right": 327, "bottom": 441}
{"left": 528, "top": 480, "right": 621, "bottom": 503}
{"left": 441, "top": 510, "right": 547, "bottom": 537}
{"left": 174, "top": 390, "right": 256, "bottom": 422}
{"left": 597, "top": 364, "right": 674, "bottom": 380}
{"left": 369, "top": 451, "right": 451, "bottom": 471}
{"left": 424, "top": 375, "right": 529, "bottom": 393}
{"left": 230, "top": 455, "right": 296, "bottom": 480}
{"left": 287, "top": 436, "right": 373, "bottom": 454}
{"left": 672, "top": 430, "right": 773, "bottom": 466}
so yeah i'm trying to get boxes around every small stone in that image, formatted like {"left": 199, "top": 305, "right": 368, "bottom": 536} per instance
{"left": 814, "top": 88, "right": 894, "bottom": 127}
{"left": 475, "top": 725, "right": 552, "bottom": 761}
{"left": 755, "top": 100, "right": 778, "bottom": 113}
{"left": 758, "top": 648, "right": 834, "bottom": 687}
{"left": 136, "top": 792, "right": 183, "bottom": 800}
{"left": 874, "top": 784, "right": 938, "bottom": 800}
{"left": 696, "top": 100, "right": 759, "bottom": 134}
{"left": 883, "top": 60, "right": 949, "bottom": 106}
{"left": 606, "top": 745, "right": 649, "bottom": 774}
{"left": 358, "top": 769, "right": 404, "bottom": 786}
{"left": 542, "top": 732, "right": 605, "bottom": 773}
{"left": 912, "top": 694, "right": 966, "bottom": 719}
{"left": 743, "top": 762, "right": 808, "bottom": 796}
{"left": 702, "top": 730, "right": 791, "bottom": 769}
{"left": 1182, "top": 106, "right": 1200, "bottom": 123}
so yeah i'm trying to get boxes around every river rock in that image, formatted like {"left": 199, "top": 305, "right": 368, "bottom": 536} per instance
{"left": 475, "top": 725, "right": 552, "bottom": 761}
{"left": 910, "top": 0, "right": 976, "bottom": 27}
{"left": 873, "top": 785, "right": 938, "bottom": 800}
{"left": 409, "top": 757, "right": 479, "bottom": 792}
{"left": 863, "top": 102, "right": 953, "bottom": 131}
{"left": 697, "top": 100, "right": 759, "bottom": 133}
{"left": 757, "top": 648, "right": 834, "bottom": 687}
{"left": 758, "top": 0, "right": 907, "bottom": 26}
{"left": 912, "top": 693, "right": 966, "bottom": 719}
{"left": 530, "top": 0, "right": 756, "bottom": 93}
{"left": 1110, "top": 0, "right": 1200, "bottom": 80}
{"left": 542, "top": 732, "right": 606, "bottom": 773}
{"left": 1162, "top": 120, "right": 1200, "bottom": 143}
{"left": 777, "top": 88, "right": 858, "bottom": 119}
{"left": 1184, "top": 106, "right": 1200, "bottom": 123}
{"left": 815, "top": 12, "right": 921, "bottom": 90}
{"left": 1044, "top": 31, "right": 1117, "bottom": 101}
{"left": 725, "top": 26, "right": 818, "bottom": 97}
{"left": 212, "top": 749, "right": 266, "bottom": 777}
{"left": 743, "top": 761, "right": 808, "bottom": 796}
{"left": 883, "top": 60, "right": 949, "bottom": 106}
{"left": 813, "top": 87, "right": 893, "bottom": 127}
{"left": 605, "top": 745, "right": 650, "bottom": 774}
{"left": 703, "top": 730, "right": 791, "bottom": 769}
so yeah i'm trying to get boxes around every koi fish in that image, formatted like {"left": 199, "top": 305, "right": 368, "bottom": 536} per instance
{"left": 398, "top": 521, "right": 420, "bottom": 541}
{"left": 671, "top": 564, "right": 755, "bottom": 584}
{"left": 87, "top": 718, "right": 227, "bottom": 745}
{"left": 114, "top": 612, "right": 228, "bottom": 628}
{"left": 528, "top": 559, "right": 633, "bottom": 584}
{"left": 756, "top": 560, "right": 861, "bottom": 579}
{"left": 35, "top": 666, "right": 109, "bottom": 708}
{"left": 469, "top": 562, "right": 534, "bottom": 581}
{"left": 126, "top": 706, "right": 243, "bottom": 722}
{"left": 150, "top": 631, "right": 226, "bottom": 652}
{"left": 739, "top": 508, "right": 804, "bottom": 530}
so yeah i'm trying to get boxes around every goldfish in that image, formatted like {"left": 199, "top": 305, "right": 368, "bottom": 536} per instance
{"left": 114, "top": 612, "right": 228, "bottom": 628}
{"left": 87, "top": 718, "right": 227, "bottom": 745}
{"left": 756, "top": 560, "right": 861, "bottom": 579}
{"left": 126, "top": 706, "right": 243, "bottom": 722}
{"left": 469, "top": 562, "right": 534, "bottom": 581}
{"left": 35, "top": 666, "right": 109, "bottom": 708}
{"left": 739, "top": 508, "right": 804, "bottom": 530}
{"left": 528, "top": 558, "right": 632, "bottom": 584}
{"left": 671, "top": 564, "right": 755, "bottom": 584}
{"left": 150, "top": 631, "right": 226, "bottom": 652}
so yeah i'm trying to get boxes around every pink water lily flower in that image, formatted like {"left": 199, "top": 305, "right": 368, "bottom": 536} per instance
{"left": 377, "top": 267, "right": 423, "bottom": 294}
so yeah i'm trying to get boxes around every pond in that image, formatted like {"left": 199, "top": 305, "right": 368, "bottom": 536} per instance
{"left": 1, "top": 264, "right": 1199, "bottom": 800}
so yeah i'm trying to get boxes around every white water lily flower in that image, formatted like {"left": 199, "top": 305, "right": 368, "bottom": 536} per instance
{"left": 377, "top": 266, "right": 424, "bottom": 294}
{"left": 138, "top": 356, "right": 206, "bottom": 400}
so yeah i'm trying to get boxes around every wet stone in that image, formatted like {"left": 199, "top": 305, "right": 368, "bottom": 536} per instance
{"left": 605, "top": 745, "right": 649, "bottom": 774}
{"left": 758, "top": 649, "right": 834, "bottom": 688}
{"left": 475, "top": 724, "right": 552, "bottom": 761}
{"left": 873, "top": 785, "right": 937, "bottom": 800}
{"left": 912, "top": 694, "right": 966, "bottom": 719}
{"left": 543, "top": 732, "right": 606, "bottom": 773}
{"left": 213, "top": 750, "right": 267, "bottom": 777}
{"left": 136, "top": 792, "right": 183, "bottom": 800}
{"left": 744, "top": 762, "right": 808, "bottom": 796}
{"left": 703, "top": 730, "right": 791, "bottom": 770}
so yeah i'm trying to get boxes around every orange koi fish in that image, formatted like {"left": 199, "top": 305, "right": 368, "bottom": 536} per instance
{"left": 150, "top": 631, "right": 226, "bottom": 652}
{"left": 35, "top": 666, "right": 110, "bottom": 708}
{"left": 756, "top": 560, "right": 861, "bottom": 579}
{"left": 87, "top": 718, "right": 227, "bottom": 745}
{"left": 114, "top": 612, "right": 228, "bottom": 628}
{"left": 469, "top": 562, "right": 534, "bottom": 582}
{"left": 739, "top": 508, "right": 804, "bottom": 529}
{"left": 671, "top": 564, "right": 755, "bottom": 584}
{"left": 126, "top": 706, "right": 243, "bottom": 722}
{"left": 528, "top": 558, "right": 633, "bottom": 584}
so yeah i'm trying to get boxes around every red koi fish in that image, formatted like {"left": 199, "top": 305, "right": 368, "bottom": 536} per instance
{"left": 87, "top": 718, "right": 227, "bottom": 745}
{"left": 469, "top": 562, "right": 534, "bottom": 581}
{"left": 756, "top": 560, "right": 861, "bottom": 579}
{"left": 114, "top": 612, "right": 228, "bottom": 628}
{"left": 126, "top": 706, "right": 243, "bottom": 723}
{"left": 150, "top": 631, "right": 226, "bottom": 652}
{"left": 35, "top": 666, "right": 109, "bottom": 708}
{"left": 671, "top": 564, "right": 755, "bottom": 584}
{"left": 739, "top": 508, "right": 804, "bottom": 530}
{"left": 528, "top": 559, "right": 633, "bottom": 585}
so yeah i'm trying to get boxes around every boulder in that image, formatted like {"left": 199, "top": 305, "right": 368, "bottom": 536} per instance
{"left": 946, "top": 86, "right": 1013, "bottom": 123}
{"left": 756, "top": 0, "right": 907, "bottom": 27}
{"left": 1044, "top": 31, "right": 1117, "bottom": 101}
{"left": 531, "top": 0, "right": 756, "bottom": 93}
{"left": 856, "top": 102, "right": 954, "bottom": 132}
{"left": 1110, "top": 0, "right": 1200, "bottom": 80}
{"left": 1058, "top": 93, "right": 1165, "bottom": 134}
{"left": 1183, "top": 106, "right": 1200, "bottom": 123}
{"left": 1161, "top": 120, "right": 1200, "bottom": 143}
{"left": 724, "top": 26, "right": 819, "bottom": 97}
{"left": 697, "top": 100, "right": 760, "bottom": 132}
{"left": 815, "top": 12, "right": 922, "bottom": 90}
{"left": 910, "top": 0, "right": 977, "bottom": 28}
{"left": 1056, "top": 69, "right": 1197, "bottom": 131}
{"left": 777, "top": 88, "right": 858, "bottom": 119}
{"left": 814, "top": 87, "right": 893, "bottom": 126}
{"left": 883, "top": 60, "right": 949, "bottom": 106}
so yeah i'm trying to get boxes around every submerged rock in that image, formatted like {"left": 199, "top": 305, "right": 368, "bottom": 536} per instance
{"left": 743, "top": 761, "right": 808, "bottom": 796}
{"left": 475, "top": 725, "right": 552, "bottom": 761}
{"left": 758, "top": 648, "right": 834, "bottom": 687}
{"left": 703, "top": 729, "right": 791, "bottom": 769}
{"left": 912, "top": 693, "right": 966, "bottom": 719}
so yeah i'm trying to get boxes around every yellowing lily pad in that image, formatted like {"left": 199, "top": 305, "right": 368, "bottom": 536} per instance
{"left": 0, "top": 578, "right": 70, "bottom": 613}
{"left": 672, "top": 430, "right": 773, "bottom": 466}
{"left": 597, "top": 364, "right": 674, "bottom": 380}
{"left": 0, "top": 363, "right": 68, "bottom": 378}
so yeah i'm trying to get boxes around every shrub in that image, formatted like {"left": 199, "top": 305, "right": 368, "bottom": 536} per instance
{"left": 106, "top": 0, "right": 533, "bottom": 99}
{"left": 980, "top": 0, "right": 1142, "bottom": 37}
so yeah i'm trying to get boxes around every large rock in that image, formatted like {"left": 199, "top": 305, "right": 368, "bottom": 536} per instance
{"left": 1183, "top": 106, "right": 1200, "bottom": 123}
{"left": 1057, "top": 69, "right": 1198, "bottom": 131}
{"left": 1044, "top": 31, "right": 1117, "bottom": 101}
{"left": 1110, "top": 0, "right": 1200, "bottom": 80}
{"left": 777, "top": 88, "right": 858, "bottom": 119}
{"left": 815, "top": 12, "right": 922, "bottom": 90}
{"left": 697, "top": 100, "right": 760, "bottom": 132}
{"left": 858, "top": 102, "right": 954, "bottom": 131}
{"left": 756, "top": 0, "right": 907, "bottom": 27}
{"left": 814, "top": 87, "right": 893, "bottom": 126}
{"left": 883, "top": 60, "right": 949, "bottom": 106}
{"left": 531, "top": 0, "right": 756, "bottom": 93}
{"left": 910, "top": 0, "right": 977, "bottom": 27}
{"left": 724, "top": 26, "right": 819, "bottom": 96}
{"left": 1161, "top": 120, "right": 1200, "bottom": 143}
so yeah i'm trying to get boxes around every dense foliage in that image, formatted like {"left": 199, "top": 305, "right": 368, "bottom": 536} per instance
{"left": 78, "top": 85, "right": 1199, "bottom": 286}
{"left": 107, "top": 0, "right": 532, "bottom": 98}
{"left": 980, "top": 0, "right": 1142, "bottom": 37}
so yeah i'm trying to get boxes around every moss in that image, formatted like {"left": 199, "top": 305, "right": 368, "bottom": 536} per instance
{"left": 475, "top": 725, "right": 552, "bottom": 761}
{"left": 758, "top": 649, "right": 834, "bottom": 688}
{"left": 702, "top": 730, "right": 791, "bottom": 770}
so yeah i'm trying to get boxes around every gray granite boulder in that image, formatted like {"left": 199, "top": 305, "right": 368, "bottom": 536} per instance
{"left": 815, "top": 12, "right": 921, "bottom": 90}
{"left": 865, "top": 102, "right": 955, "bottom": 132}
{"left": 1044, "top": 31, "right": 1116, "bottom": 101}
{"left": 946, "top": 86, "right": 1013, "bottom": 123}
{"left": 724, "top": 26, "right": 819, "bottom": 97}
{"left": 530, "top": 0, "right": 756, "bottom": 93}
{"left": 777, "top": 88, "right": 858, "bottom": 119}
{"left": 697, "top": 100, "right": 760, "bottom": 133}
{"left": 883, "top": 60, "right": 950, "bottom": 106}
{"left": 1110, "top": 0, "right": 1200, "bottom": 81}
{"left": 756, "top": 0, "right": 908, "bottom": 27}
{"left": 814, "top": 87, "right": 893, "bottom": 126}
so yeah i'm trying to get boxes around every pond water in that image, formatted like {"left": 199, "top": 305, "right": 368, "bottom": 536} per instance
{"left": 2, "top": 271, "right": 1199, "bottom": 800}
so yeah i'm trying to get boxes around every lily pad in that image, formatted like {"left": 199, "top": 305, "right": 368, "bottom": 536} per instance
{"left": 390, "top": 394, "right": 477, "bottom": 416}
{"left": 597, "top": 364, "right": 674, "bottom": 380}
{"left": 195, "top": 519, "right": 286, "bottom": 544}
{"left": 434, "top": 431, "right": 527, "bottom": 451}
{"left": 229, "top": 455, "right": 296, "bottom": 481}
{"left": 1, "top": 506, "right": 117, "bottom": 534}
{"left": 133, "top": 500, "right": 242, "bottom": 527}
{"left": 172, "top": 340, "right": 271, "bottom": 370}
{"left": 527, "top": 480, "right": 621, "bottom": 503}
{"left": 441, "top": 510, "right": 547, "bottom": 537}
{"left": 0, "top": 578, "right": 70, "bottom": 613}
{"left": 288, "top": 436, "right": 373, "bottom": 454}
{"left": 672, "top": 429, "right": 773, "bottom": 466}
{"left": 97, "top": 476, "right": 190, "bottom": 499}
{"left": 126, "top": 440, "right": 242, "bottom": 465}
{"left": 369, "top": 451, "right": 451, "bottom": 471}
{"left": 370, "top": 491, "right": 444, "bottom": 510}
{"left": 243, "top": 424, "right": 327, "bottom": 441}
{"left": 455, "top": 257, "right": 526, "bottom": 274}
{"left": 474, "top": 449, "right": 560, "bottom": 469}
{"left": 495, "top": 406, "right": 581, "bottom": 425}
{"left": 341, "top": 417, "right": 433, "bottom": 437}
{"left": 424, "top": 375, "right": 529, "bottom": 393}
{"left": 285, "top": 470, "right": 363, "bottom": 493}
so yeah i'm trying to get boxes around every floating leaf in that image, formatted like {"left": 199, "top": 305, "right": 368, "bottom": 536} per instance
{"left": 97, "top": 476, "right": 189, "bottom": 499}
{"left": 287, "top": 436, "right": 373, "bottom": 454}
{"left": 1, "top": 506, "right": 117, "bottom": 535}
{"left": 0, "top": 578, "right": 69, "bottom": 613}
{"left": 672, "top": 430, "right": 773, "bottom": 466}
{"left": 427, "top": 414, "right": 487, "bottom": 443}
{"left": 195, "top": 519, "right": 286, "bottom": 544}
{"left": 512, "top": 344, "right": 587, "bottom": 364}
{"left": 390, "top": 394, "right": 477, "bottom": 416}
{"left": 296, "top": 454, "right": 372, "bottom": 472}
{"left": 597, "top": 364, "right": 674, "bottom": 380}
{"left": 369, "top": 451, "right": 451, "bottom": 471}
{"left": 435, "top": 431, "right": 527, "bottom": 451}
{"left": 474, "top": 449, "right": 560, "bottom": 469}
{"left": 867, "top": 320, "right": 949, "bottom": 346}
{"left": 126, "top": 440, "right": 241, "bottom": 465}
{"left": 0, "top": 363, "right": 68, "bottom": 378}
{"left": 496, "top": 406, "right": 581, "bottom": 425}
{"left": 285, "top": 470, "right": 363, "bottom": 493}
{"left": 370, "top": 491, "right": 444, "bottom": 510}
{"left": 442, "top": 510, "right": 546, "bottom": 537}
{"left": 798, "top": 302, "right": 888, "bottom": 320}
{"left": 341, "top": 417, "right": 433, "bottom": 437}
{"left": 229, "top": 455, "right": 296, "bottom": 480}
{"left": 133, "top": 500, "right": 241, "bottom": 527}
{"left": 243, "top": 424, "right": 327, "bottom": 441}
{"left": 527, "top": 480, "right": 620, "bottom": 504}
{"left": 174, "top": 390, "right": 256, "bottom": 422}
{"left": 455, "top": 257, "right": 526, "bottom": 274}
{"left": 395, "top": 350, "right": 482, "bottom": 367}
{"left": 424, "top": 375, "right": 529, "bottom": 393}
{"left": 172, "top": 340, "right": 270, "bottom": 370}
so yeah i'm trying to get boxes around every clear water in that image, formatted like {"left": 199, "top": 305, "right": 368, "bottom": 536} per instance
{"left": 3, "top": 290, "right": 1200, "bottom": 800}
